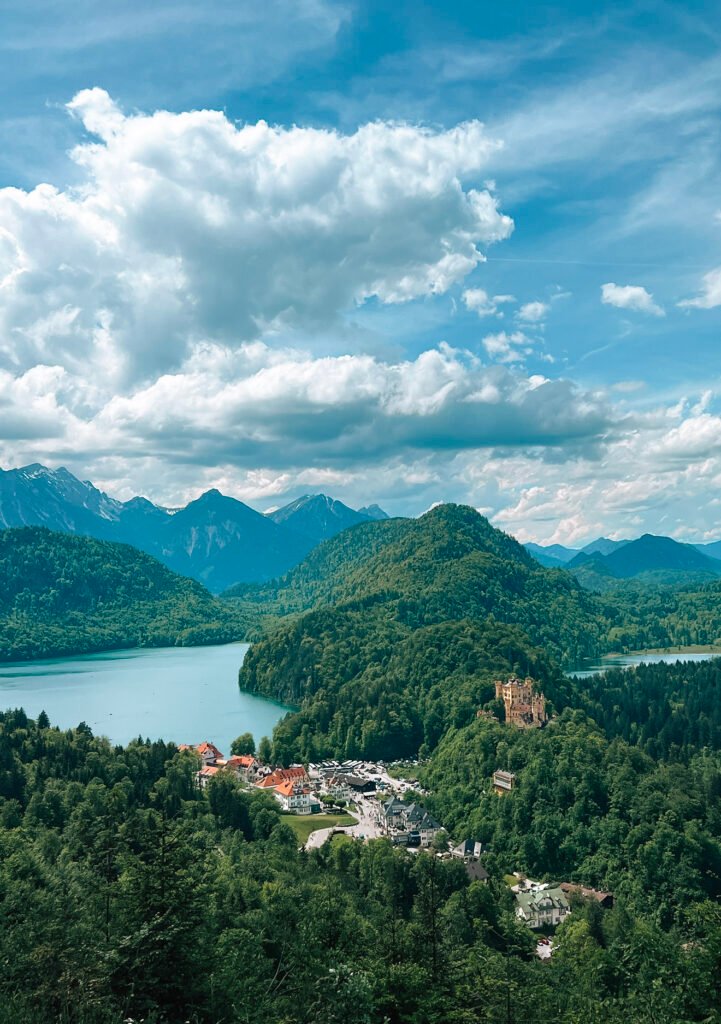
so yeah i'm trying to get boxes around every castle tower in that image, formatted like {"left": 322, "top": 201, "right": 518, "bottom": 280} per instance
{"left": 494, "top": 676, "right": 547, "bottom": 729}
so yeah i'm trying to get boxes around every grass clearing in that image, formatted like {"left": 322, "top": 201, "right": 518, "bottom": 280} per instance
{"left": 281, "top": 812, "right": 357, "bottom": 845}
{"left": 328, "top": 832, "right": 355, "bottom": 849}
{"left": 387, "top": 761, "right": 422, "bottom": 781}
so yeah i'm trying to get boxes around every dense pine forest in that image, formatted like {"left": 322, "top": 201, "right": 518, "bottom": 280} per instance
{"left": 1, "top": 709, "right": 720, "bottom": 1024}
{"left": 0, "top": 528, "right": 249, "bottom": 661}
{"left": 4, "top": 507, "right": 721, "bottom": 1020}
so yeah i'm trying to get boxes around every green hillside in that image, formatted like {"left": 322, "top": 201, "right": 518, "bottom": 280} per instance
{"left": 0, "top": 527, "right": 247, "bottom": 661}
{"left": 234, "top": 504, "right": 607, "bottom": 653}
{"left": 237, "top": 504, "right": 721, "bottom": 762}
{"left": 224, "top": 515, "right": 409, "bottom": 612}
{"left": 238, "top": 504, "right": 609, "bottom": 760}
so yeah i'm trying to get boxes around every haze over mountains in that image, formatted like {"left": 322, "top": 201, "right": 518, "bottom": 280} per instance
{"left": 525, "top": 538, "right": 631, "bottom": 567}
{"left": 527, "top": 533, "right": 721, "bottom": 588}
{"left": 5, "top": 463, "right": 721, "bottom": 592}
{"left": 0, "top": 465, "right": 389, "bottom": 592}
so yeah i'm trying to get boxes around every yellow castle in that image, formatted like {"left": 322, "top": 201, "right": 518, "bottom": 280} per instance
{"left": 494, "top": 676, "right": 547, "bottom": 729}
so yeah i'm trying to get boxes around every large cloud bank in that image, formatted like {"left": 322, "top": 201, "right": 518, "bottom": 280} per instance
{"left": 4, "top": 91, "right": 720, "bottom": 545}
{"left": 0, "top": 90, "right": 512, "bottom": 384}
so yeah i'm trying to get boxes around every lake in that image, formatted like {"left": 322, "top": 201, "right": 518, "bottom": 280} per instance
{"left": 0, "top": 644, "right": 292, "bottom": 756}
{"left": 567, "top": 650, "right": 721, "bottom": 679}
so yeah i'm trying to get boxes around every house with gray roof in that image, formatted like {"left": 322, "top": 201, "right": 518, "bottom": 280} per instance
{"left": 378, "top": 797, "right": 444, "bottom": 847}
{"left": 515, "top": 886, "right": 571, "bottom": 929}
{"left": 451, "top": 839, "right": 489, "bottom": 882}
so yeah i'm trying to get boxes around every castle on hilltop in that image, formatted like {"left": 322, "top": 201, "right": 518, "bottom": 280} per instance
{"left": 495, "top": 676, "right": 547, "bottom": 729}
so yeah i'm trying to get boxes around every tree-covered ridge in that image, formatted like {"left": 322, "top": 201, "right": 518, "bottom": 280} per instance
{"left": 422, "top": 710, "right": 721, "bottom": 928}
{"left": 245, "top": 615, "right": 562, "bottom": 763}
{"left": 2, "top": 708, "right": 721, "bottom": 1024}
{"left": 231, "top": 506, "right": 601, "bottom": 654}
{"left": 0, "top": 527, "right": 248, "bottom": 661}
{"left": 600, "top": 578, "right": 721, "bottom": 650}
{"left": 554, "top": 657, "right": 721, "bottom": 759}
{"left": 224, "top": 515, "right": 409, "bottom": 611}
{"left": 237, "top": 505, "right": 610, "bottom": 761}
{"left": 237, "top": 504, "right": 721, "bottom": 765}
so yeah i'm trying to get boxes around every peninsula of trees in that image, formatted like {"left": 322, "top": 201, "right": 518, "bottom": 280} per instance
{"left": 0, "top": 527, "right": 248, "bottom": 661}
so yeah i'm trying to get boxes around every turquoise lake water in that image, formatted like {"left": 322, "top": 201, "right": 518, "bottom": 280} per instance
{"left": 0, "top": 643, "right": 291, "bottom": 756}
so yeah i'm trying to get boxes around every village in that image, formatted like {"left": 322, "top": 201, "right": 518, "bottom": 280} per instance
{"left": 180, "top": 675, "right": 613, "bottom": 957}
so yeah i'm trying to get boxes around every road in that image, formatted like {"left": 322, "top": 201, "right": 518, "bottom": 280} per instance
{"left": 304, "top": 795, "right": 384, "bottom": 849}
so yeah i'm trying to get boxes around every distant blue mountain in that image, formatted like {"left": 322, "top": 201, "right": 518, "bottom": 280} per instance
{"left": 268, "top": 493, "right": 380, "bottom": 545}
{"left": 0, "top": 465, "right": 387, "bottom": 591}
{"left": 567, "top": 534, "right": 721, "bottom": 580}
{"left": 694, "top": 540, "right": 721, "bottom": 561}
{"left": 526, "top": 532, "right": 721, "bottom": 583}
{"left": 524, "top": 542, "right": 577, "bottom": 567}
{"left": 581, "top": 537, "right": 629, "bottom": 557}
{"left": 358, "top": 504, "right": 390, "bottom": 521}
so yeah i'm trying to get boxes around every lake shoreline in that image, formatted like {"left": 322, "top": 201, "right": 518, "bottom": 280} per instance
{"left": 0, "top": 637, "right": 252, "bottom": 670}
{"left": 615, "top": 644, "right": 721, "bottom": 656}
{"left": 567, "top": 646, "right": 721, "bottom": 678}
{"left": 0, "top": 643, "right": 290, "bottom": 754}
{"left": 0, "top": 634, "right": 252, "bottom": 667}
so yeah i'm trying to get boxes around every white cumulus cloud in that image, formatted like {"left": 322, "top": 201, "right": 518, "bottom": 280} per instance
{"left": 0, "top": 90, "right": 513, "bottom": 386}
{"left": 517, "top": 300, "right": 548, "bottom": 323}
{"left": 462, "top": 287, "right": 516, "bottom": 317}
{"left": 481, "top": 331, "right": 533, "bottom": 363}
{"left": 600, "top": 282, "right": 664, "bottom": 316}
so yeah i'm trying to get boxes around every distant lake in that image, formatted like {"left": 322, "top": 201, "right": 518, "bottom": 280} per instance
{"left": 0, "top": 644, "right": 292, "bottom": 756}
{"left": 567, "top": 650, "right": 721, "bottom": 679}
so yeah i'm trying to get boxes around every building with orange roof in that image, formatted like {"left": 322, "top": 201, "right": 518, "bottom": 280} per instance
{"left": 272, "top": 778, "right": 321, "bottom": 814}
{"left": 256, "top": 766, "right": 308, "bottom": 789}
{"left": 196, "top": 741, "right": 224, "bottom": 764}
{"left": 197, "top": 765, "right": 221, "bottom": 789}
{"left": 215, "top": 755, "right": 260, "bottom": 782}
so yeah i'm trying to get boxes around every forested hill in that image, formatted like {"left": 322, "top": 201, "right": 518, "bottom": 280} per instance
{"left": 224, "top": 515, "right": 409, "bottom": 611}
{"left": 230, "top": 503, "right": 606, "bottom": 648}
{"left": 237, "top": 504, "right": 609, "bottom": 761}
{"left": 422, "top": 657, "right": 721, "bottom": 929}
{"left": 0, "top": 527, "right": 246, "bottom": 661}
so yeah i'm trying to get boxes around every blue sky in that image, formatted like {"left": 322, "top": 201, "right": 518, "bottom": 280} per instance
{"left": 2, "top": 0, "right": 721, "bottom": 544}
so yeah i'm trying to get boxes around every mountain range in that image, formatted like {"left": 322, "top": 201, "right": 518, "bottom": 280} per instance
{"left": 0, "top": 464, "right": 389, "bottom": 592}
{"left": 524, "top": 537, "right": 629, "bottom": 567}
{"left": 525, "top": 533, "right": 721, "bottom": 586}
{"left": 5, "top": 462, "right": 721, "bottom": 593}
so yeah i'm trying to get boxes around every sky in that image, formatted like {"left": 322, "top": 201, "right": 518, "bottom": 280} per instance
{"left": 2, "top": 0, "right": 721, "bottom": 545}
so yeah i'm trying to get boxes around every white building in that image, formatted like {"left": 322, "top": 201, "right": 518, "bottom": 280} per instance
{"left": 274, "top": 780, "right": 322, "bottom": 814}
{"left": 515, "top": 887, "right": 571, "bottom": 929}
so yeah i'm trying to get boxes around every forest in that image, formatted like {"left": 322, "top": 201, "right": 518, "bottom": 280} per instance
{"left": 401, "top": 655, "right": 721, "bottom": 1015}
{"left": 237, "top": 504, "right": 721, "bottom": 763}
{"left": 0, "top": 528, "right": 249, "bottom": 661}
{"left": 1, "top": 709, "right": 720, "bottom": 1024}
